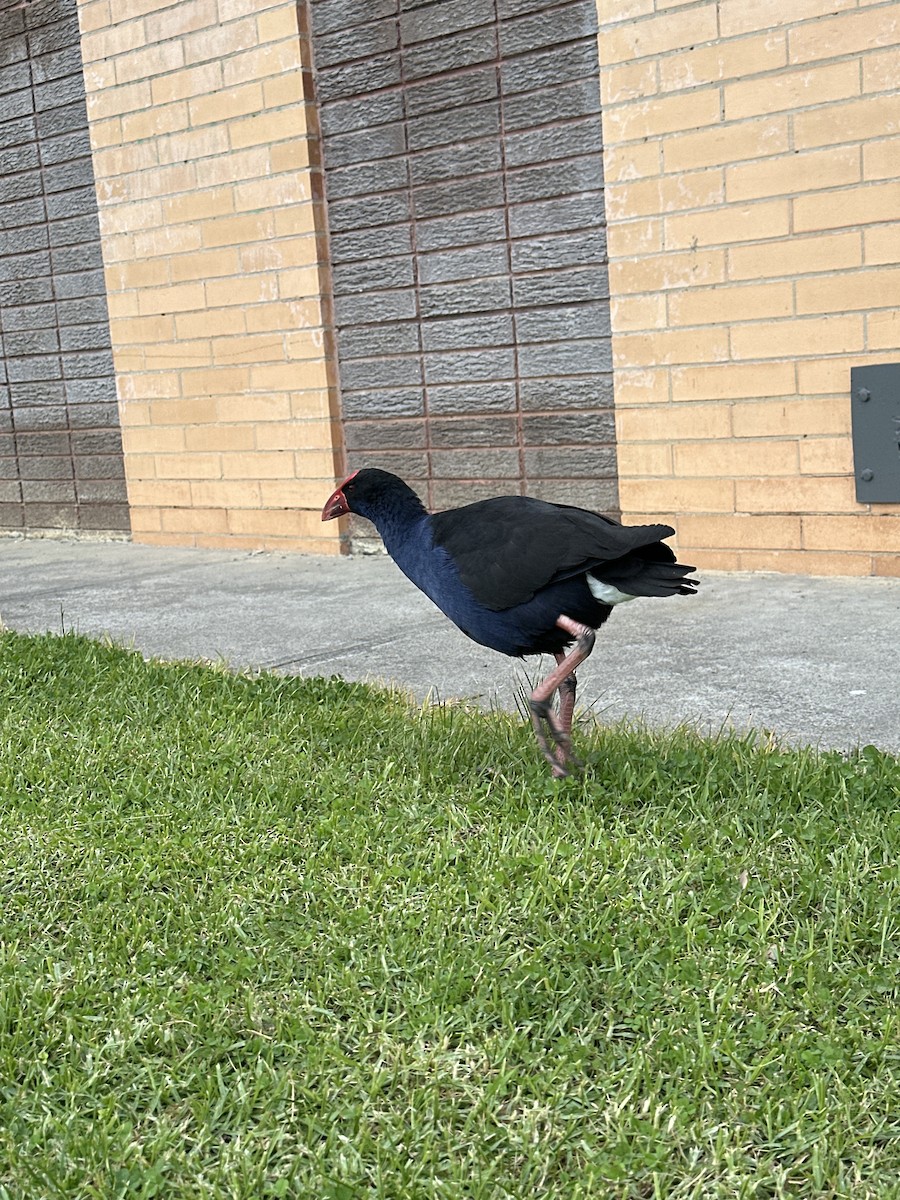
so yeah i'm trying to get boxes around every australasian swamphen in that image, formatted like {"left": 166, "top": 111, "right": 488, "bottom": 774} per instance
{"left": 322, "top": 468, "right": 698, "bottom": 777}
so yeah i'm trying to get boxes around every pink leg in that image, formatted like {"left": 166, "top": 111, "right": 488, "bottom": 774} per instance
{"left": 529, "top": 615, "right": 595, "bottom": 778}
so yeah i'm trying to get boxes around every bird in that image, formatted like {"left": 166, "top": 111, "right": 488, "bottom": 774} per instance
{"left": 322, "top": 468, "right": 697, "bottom": 777}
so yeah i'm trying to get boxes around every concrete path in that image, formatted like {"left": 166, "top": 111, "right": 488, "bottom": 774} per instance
{"left": 2, "top": 535, "right": 898, "bottom": 755}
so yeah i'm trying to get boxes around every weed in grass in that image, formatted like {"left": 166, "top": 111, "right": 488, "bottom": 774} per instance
{"left": 0, "top": 629, "right": 898, "bottom": 1198}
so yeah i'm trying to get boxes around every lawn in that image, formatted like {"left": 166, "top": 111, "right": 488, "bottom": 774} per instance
{"left": 0, "top": 629, "right": 898, "bottom": 1199}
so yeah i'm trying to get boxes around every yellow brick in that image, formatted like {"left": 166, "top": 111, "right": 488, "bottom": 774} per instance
{"left": 614, "top": 443, "right": 672, "bottom": 476}
{"left": 195, "top": 147, "right": 271, "bottom": 189}
{"left": 874, "top": 555, "right": 900, "bottom": 578}
{"left": 666, "top": 200, "right": 790, "bottom": 250}
{"left": 733, "top": 314, "right": 864, "bottom": 360}
{"left": 597, "top": 0, "right": 654, "bottom": 23}
{"left": 608, "top": 367, "right": 670, "bottom": 405}
{"left": 157, "top": 125, "right": 230, "bottom": 167}
{"left": 272, "top": 205, "right": 318, "bottom": 240}
{"left": 663, "top": 117, "right": 790, "bottom": 174}
{"left": 161, "top": 507, "right": 229, "bottom": 534}
{"left": 262, "top": 71, "right": 307, "bottom": 109}
{"left": 602, "top": 141, "right": 660, "bottom": 183}
{"left": 184, "top": 425, "right": 256, "bottom": 452}
{"left": 216, "top": 394, "right": 291, "bottom": 422}
{"left": 150, "top": 398, "right": 218, "bottom": 424}
{"left": 81, "top": 20, "right": 146, "bottom": 64}
{"left": 610, "top": 293, "right": 667, "bottom": 332}
{"left": 242, "top": 299, "right": 320, "bottom": 334}
{"left": 729, "top": 230, "right": 861, "bottom": 280}
{"left": 233, "top": 173, "right": 310, "bottom": 212}
{"left": 605, "top": 168, "right": 723, "bottom": 219}
{"left": 169, "top": 247, "right": 242, "bottom": 285}
{"left": 601, "top": 5, "right": 718, "bottom": 64}
{"left": 603, "top": 89, "right": 720, "bottom": 143}
{"left": 200, "top": 211, "right": 274, "bottom": 249}
{"left": 864, "top": 225, "right": 900, "bottom": 267}
{"left": 213, "top": 333, "right": 287, "bottom": 366}
{"left": 732, "top": 397, "right": 848, "bottom": 437}
{"left": 796, "top": 359, "right": 869, "bottom": 396}
{"left": 658, "top": 32, "right": 786, "bottom": 92}
{"left": 206, "top": 274, "right": 279, "bottom": 308}
{"left": 270, "top": 140, "right": 314, "bottom": 175}
{"left": 115, "top": 40, "right": 184, "bottom": 85}
{"left": 155, "top": 453, "right": 221, "bottom": 480}
{"left": 794, "top": 182, "right": 900, "bottom": 233}
{"left": 254, "top": 424, "right": 334, "bottom": 453}
{"left": 86, "top": 116, "right": 122, "bottom": 151}
{"left": 86, "top": 79, "right": 151, "bottom": 121}
{"left": 668, "top": 281, "right": 793, "bottom": 326}
{"left": 129, "top": 507, "right": 162, "bottom": 533}
{"left": 277, "top": 266, "right": 323, "bottom": 301}
{"left": 863, "top": 45, "right": 900, "bottom": 94}
{"left": 121, "top": 425, "right": 185, "bottom": 453}
{"left": 617, "top": 402, "right": 732, "bottom": 441}
{"left": 674, "top": 439, "right": 798, "bottom": 477}
{"left": 797, "top": 266, "right": 900, "bottom": 314}
{"left": 241, "top": 236, "right": 318, "bottom": 274}
{"left": 794, "top": 94, "right": 900, "bottom": 151}
{"left": 149, "top": 61, "right": 222, "bottom": 105}
{"left": 622, "top": 478, "right": 736, "bottom": 512}
{"left": 226, "top": 509, "right": 317, "bottom": 537}
{"left": 789, "top": 6, "right": 900, "bottom": 65}
{"left": 609, "top": 248, "right": 726, "bottom": 295}
{"left": 606, "top": 218, "right": 663, "bottom": 258}
{"left": 726, "top": 60, "right": 859, "bottom": 121}
{"left": 83, "top": 59, "right": 116, "bottom": 94}
{"left": 615, "top": 327, "right": 730, "bottom": 369}
{"left": 190, "top": 480, "right": 262, "bottom": 508}
{"left": 78, "top": 0, "right": 112, "bottom": 33}
{"left": 188, "top": 81, "right": 264, "bottom": 128}
{"left": 117, "top": 372, "right": 181, "bottom": 401}
{"left": 735, "top": 476, "right": 857, "bottom": 513}
{"left": 600, "top": 60, "right": 657, "bottom": 106}
{"left": 720, "top": 0, "right": 854, "bottom": 36}
{"left": 144, "top": 0, "right": 217, "bottom": 39}
{"left": 229, "top": 109, "right": 298, "bottom": 151}
{"left": 108, "top": 256, "right": 169, "bottom": 289}
{"left": 179, "top": 368, "right": 252, "bottom": 402}
{"left": 671, "top": 361, "right": 795, "bottom": 403}
{"left": 109, "top": 314, "right": 174, "bottom": 344}
{"left": 136, "top": 282, "right": 205, "bottom": 316}
{"left": 868, "top": 308, "right": 900, "bottom": 351}
{"left": 93, "top": 141, "right": 158, "bottom": 177}
{"left": 120, "top": 101, "right": 190, "bottom": 143}
{"left": 739, "top": 549, "right": 871, "bottom": 576}
{"left": 126, "top": 479, "right": 192, "bottom": 507}
{"left": 799, "top": 437, "right": 853, "bottom": 476}
{"left": 183, "top": 17, "right": 258, "bottom": 67}
{"left": 864, "top": 137, "right": 900, "bottom": 182}
{"left": 803, "top": 515, "right": 900, "bottom": 553}
{"left": 163, "top": 188, "right": 234, "bottom": 225}
{"left": 259, "top": 479, "right": 330, "bottom": 508}
{"left": 175, "top": 307, "right": 245, "bottom": 339}
{"left": 726, "top": 146, "right": 860, "bottom": 202}
{"left": 221, "top": 40, "right": 302, "bottom": 88}
{"left": 258, "top": 6, "right": 300, "bottom": 43}
{"left": 678, "top": 514, "right": 803, "bottom": 549}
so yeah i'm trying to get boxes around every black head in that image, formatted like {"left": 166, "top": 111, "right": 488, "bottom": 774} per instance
{"left": 321, "top": 468, "right": 422, "bottom": 523}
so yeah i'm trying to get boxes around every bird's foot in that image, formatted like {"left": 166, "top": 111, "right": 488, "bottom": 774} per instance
{"left": 529, "top": 698, "right": 577, "bottom": 778}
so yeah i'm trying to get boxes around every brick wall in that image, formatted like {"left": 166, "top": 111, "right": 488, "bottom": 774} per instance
{"left": 76, "top": 0, "right": 342, "bottom": 551}
{"left": 310, "top": 0, "right": 618, "bottom": 531}
{"left": 1, "top": 0, "right": 128, "bottom": 536}
{"left": 598, "top": 0, "right": 900, "bottom": 576}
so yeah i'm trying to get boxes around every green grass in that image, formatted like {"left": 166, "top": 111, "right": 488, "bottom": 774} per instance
{"left": 0, "top": 629, "right": 898, "bottom": 1199}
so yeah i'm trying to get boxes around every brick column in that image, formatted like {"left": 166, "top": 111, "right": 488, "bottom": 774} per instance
{"left": 76, "top": 0, "right": 343, "bottom": 551}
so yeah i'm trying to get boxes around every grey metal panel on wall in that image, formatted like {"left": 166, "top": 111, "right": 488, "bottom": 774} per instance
{"left": 0, "top": 0, "right": 129, "bottom": 535}
{"left": 308, "top": 0, "right": 617, "bottom": 522}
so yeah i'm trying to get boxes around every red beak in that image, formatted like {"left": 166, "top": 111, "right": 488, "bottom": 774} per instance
{"left": 321, "top": 470, "right": 358, "bottom": 521}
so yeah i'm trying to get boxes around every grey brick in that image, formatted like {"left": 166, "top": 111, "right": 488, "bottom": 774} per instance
{"left": 34, "top": 72, "right": 87, "bottom": 113}
{"left": 497, "top": 0, "right": 559, "bottom": 16}
{"left": 419, "top": 276, "right": 511, "bottom": 317}
{"left": 404, "top": 27, "right": 497, "bottom": 81}
{"left": 0, "top": 9, "right": 26, "bottom": 48}
{"left": 36, "top": 101, "right": 90, "bottom": 140}
{"left": 316, "top": 53, "right": 401, "bottom": 103}
{"left": 499, "top": 2, "right": 597, "bottom": 57}
{"left": 345, "top": 449, "right": 428, "bottom": 479}
{"left": 326, "top": 121, "right": 406, "bottom": 169}
{"left": 529, "top": 479, "right": 619, "bottom": 511}
{"left": 427, "top": 382, "right": 516, "bottom": 415}
{"left": 49, "top": 213, "right": 102, "bottom": 247}
{"left": 339, "top": 354, "right": 422, "bottom": 391}
{"left": 422, "top": 313, "right": 513, "bottom": 352}
{"left": 64, "top": 378, "right": 117, "bottom": 404}
{"left": 23, "top": 501, "right": 78, "bottom": 528}
{"left": 400, "top": 0, "right": 494, "bottom": 44}
{"left": 7, "top": 355, "right": 63, "bottom": 384}
{"left": 334, "top": 288, "right": 417, "bottom": 325}
{"left": 0, "top": 197, "right": 45, "bottom": 231}
{"left": 424, "top": 348, "right": 516, "bottom": 385}
{"left": 46, "top": 185, "right": 99, "bottom": 221}
{"left": 0, "top": 248, "right": 51, "bottom": 283}
{"left": 509, "top": 193, "right": 604, "bottom": 239}
{"left": 412, "top": 174, "right": 505, "bottom": 220}
{"left": 431, "top": 479, "right": 506, "bottom": 508}
{"left": 332, "top": 254, "right": 414, "bottom": 296}
{"left": 515, "top": 302, "right": 610, "bottom": 343}
{"left": 18, "top": 454, "right": 72, "bottom": 480}
{"left": 330, "top": 224, "right": 412, "bottom": 264}
{"left": 431, "top": 448, "right": 520, "bottom": 479}
{"left": 11, "top": 404, "right": 67, "bottom": 430}
{"left": 343, "top": 419, "right": 427, "bottom": 450}
{"left": 512, "top": 229, "right": 606, "bottom": 273}
{"left": 42, "top": 156, "right": 96, "bottom": 195}
{"left": 73, "top": 477, "right": 128, "bottom": 502}
{"left": 0, "top": 142, "right": 40, "bottom": 177}
{"left": 31, "top": 45, "right": 84, "bottom": 87}
{"left": 0, "top": 168, "right": 42, "bottom": 206}
{"left": 57, "top": 296, "right": 110, "bottom": 326}
{"left": 2, "top": 327, "right": 59, "bottom": 356}
{"left": 53, "top": 269, "right": 109, "bottom": 300}
{"left": 27, "top": 18, "right": 79, "bottom": 57}
{"left": 410, "top": 139, "right": 501, "bottom": 187}
{"left": 0, "top": 114, "right": 35, "bottom": 151}
{"left": 502, "top": 77, "right": 600, "bottom": 131}
{"left": 78, "top": 502, "right": 131, "bottom": 530}
{"left": 0, "top": 224, "right": 50, "bottom": 257}
{"left": 0, "top": 63, "right": 31, "bottom": 98}
{"left": 311, "top": 0, "right": 397, "bottom": 38}
{"left": 519, "top": 374, "right": 614, "bottom": 411}
{"left": 506, "top": 156, "right": 604, "bottom": 204}
{"left": 314, "top": 18, "right": 397, "bottom": 68}
{"left": 327, "top": 157, "right": 408, "bottom": 200}
{"left": 320, "top": 91, "right": 404, "bottom": 137}
{"left": 59, "top": 324, "right": 113, "bottom": 353}
{"left": 66, "top": 401, "right": 120, "bottom": 427}
{"left": 40, "top": 128, "right": 93, "bottom": 167}
{"left": 62, "top": 350, "right": 115, "bottom": 380}
{"left": 522, "top": 411, "right": 615, "bottom": 445}
{"left": 430, "top": 415, "right": 518, "bottom": 448}
{"left": 52, "top": 242, "right": 104, "bottom": 275}
{"left": 416, "top": 209, "right": 507, "bottom": 252}
{"left": 501, "top": 40, "right": 599, "bottom": 95}
{"left": 505, "top": 117, "right": 603, "bottom": 169}
{"left": 418, "top": 243, "right": 508, "bottom": 285}
{"left": 26, "top": 1, "right": 81, "bottom": 29}
{"left": 341, "top": 387, "right": 424, "bottom": 419}
{"left": 518, "top": 338, "right": 612, "bottom": 377}
{"left": 524, "top": 446, "right": 617, "bottom": 478}
{"left": 405, "top": 65, "right": 497, "bottom": 116}
{"left": 71, "top": 429, "right": 125, "bottom": 456}
{"left": 0, "top": 502, "right": 25, "bottom": 527}
{"left": 21, "top": 479, "right": 77, "bottom": 502}
{"left": 329, "top": 192, "right": 410, "bottom": 231}
{"left": 0, "top": 458, "right": 18, "bottom": 481}
{"left": 10, "top": 380, "right": 66, "bottom": 407}
{"left": 74, "top": 453, "right": 125, "bottom": 479}
{"left": 407, "top": 101, "right": 500, "bottom": 152}
{"left": 339, "top": 322, "right": 419, "bottom": 359}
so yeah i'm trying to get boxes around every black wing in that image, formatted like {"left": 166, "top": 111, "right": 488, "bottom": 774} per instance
{"left": 429, "top": 495, "right": 678, "bottom": 611}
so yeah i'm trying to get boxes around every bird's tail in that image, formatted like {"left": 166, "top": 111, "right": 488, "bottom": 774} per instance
{"left": 591, "top": 547, "right": 699, "bottom": 598}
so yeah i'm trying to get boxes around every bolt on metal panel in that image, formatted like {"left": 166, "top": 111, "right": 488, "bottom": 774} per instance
{"left": 850, "top": 364, "right": 900, "bottom": 504}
